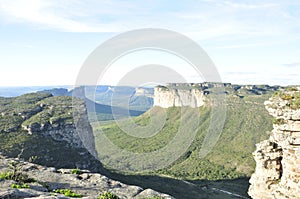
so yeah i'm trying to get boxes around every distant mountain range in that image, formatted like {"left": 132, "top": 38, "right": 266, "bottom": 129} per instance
{"left": 0, "top": 86, "right": 72, "bottom": 97}
{"left": 0, "top": 85, "right": 154, "bottom": 121}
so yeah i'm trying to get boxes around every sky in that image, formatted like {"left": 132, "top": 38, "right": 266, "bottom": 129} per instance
{"left": 0, "top": 0, "right": 300, "bottom": 86}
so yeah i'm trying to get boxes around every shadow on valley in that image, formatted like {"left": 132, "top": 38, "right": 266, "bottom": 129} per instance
{"left": 84, "top": 98, "right": 145, "bottom": 121}
{"left": 0, "top": 135, "right": 250, "bottom": 199}
{"left": 101, "top": 168, "right": 251, "bottom": 199}
{"left": 85, "top": 98, "right": 145, "bottom": 116}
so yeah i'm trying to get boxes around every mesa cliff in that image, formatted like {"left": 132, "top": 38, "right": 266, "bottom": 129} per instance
{"left": 249, "top": 87, "right": 300, "bottom": 199}
{"left": 153, "top": 83, "right": 281, "bottom": 108}
{"left": 154, "top": 86, "right": 205, "bottom": 108}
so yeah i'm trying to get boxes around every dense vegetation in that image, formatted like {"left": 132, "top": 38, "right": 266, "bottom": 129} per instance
{"left": 0, "top": 86, "right": 283, "bottom": 198}
{"left": 93, "top": 92, "right": 273, "bottom": 181}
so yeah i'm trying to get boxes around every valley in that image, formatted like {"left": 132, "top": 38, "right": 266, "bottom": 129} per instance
{"left": 0, "top": 83, "right": 298, "bottom": 198}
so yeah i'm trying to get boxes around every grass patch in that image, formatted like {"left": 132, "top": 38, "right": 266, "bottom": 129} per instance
{"left": 53, "top": 189, "right": 83, "bottom": 198}
{"left": 10, "top": 183, "right": 30, "bottom": 189}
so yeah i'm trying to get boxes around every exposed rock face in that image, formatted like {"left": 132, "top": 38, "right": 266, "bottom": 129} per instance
{"left": 21, "top": 96, "right": 97, "bottom": 158}
{"left": 153, "top": 83, "right": 282, "bottom": 108}
{"left": 154, "top": 85, "right": 206, "bottom": 108}
{"left": 0, "top": 155, "right": 175, "bottom": 199}
{"left": 249, "top": 87, "right": 300, "bottom": 199}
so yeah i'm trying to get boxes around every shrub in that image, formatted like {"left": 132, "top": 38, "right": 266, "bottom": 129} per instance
{"left": 0, "top": 160, "right": 35, "bottom": 183}
{"left": 281, "top": 94, "right": 294, "bottom": 100}
{"left": 272, "top": 118, "right": 285, "bottom": 125}
{"left": 97, "top": 191, "right": 119, "bottom": 199}
{"left": 10, "top": 183, "right": 30, "bottom": 189}
{"left": 53, "top": 189, "right": 83, "bottom": 198}
{"left": 71, "top": 168, "right": 82, "bottom": 175}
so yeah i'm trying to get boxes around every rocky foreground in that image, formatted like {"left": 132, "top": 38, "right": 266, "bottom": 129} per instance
{"left": 0, "top": 155, "right": 174, "bottom": 199}
{"left": 249, "top": 87, "right": 300, "bottom": 198}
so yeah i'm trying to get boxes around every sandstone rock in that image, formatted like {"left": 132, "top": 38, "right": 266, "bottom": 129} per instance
{"left": 0, "top": 155, "right": 175, "bottom": 199}
{"left": 153, "top": 85, "right": 206, "bottom": 108}
{"left": 249, "top": 89, "right": 300, "bottom": 199}
{"left": 135, "top": 188, "right": 175, "bottom": 199}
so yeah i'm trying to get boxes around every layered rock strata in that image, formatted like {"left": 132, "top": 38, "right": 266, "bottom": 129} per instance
{"left": 153, "top": 85, "right": 206, "bottom": 108}
{"left": 153, "top": 83, "right": 282, "bottom": 108}
{"left": 249, "top": 88, "right": 300, "bottom": 199}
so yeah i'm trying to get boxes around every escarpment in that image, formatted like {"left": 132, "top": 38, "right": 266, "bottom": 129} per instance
{"left": 153, "top": 83, "right": 281, "bottom": 108}
{"left": 20, "top": 95, "right": 97, "bottom": 157}
{"left": 154, "top": 85, "right": 205, "bottom": 108}
{"left": 249, "top": 87, "right": 300, "bottom": 199}
{"left": 153, "top": 83, "right": 227, "bottom": 108}
{"left": 0, "top": 93, "right": 99, "bottom": 170}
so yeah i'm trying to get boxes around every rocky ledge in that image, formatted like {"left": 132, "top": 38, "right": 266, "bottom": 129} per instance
{"left": 0, "top": 155, "right": 174, "bottom": 199}
{"left": 248, "top": 87, "right": 300, "bottom": 199}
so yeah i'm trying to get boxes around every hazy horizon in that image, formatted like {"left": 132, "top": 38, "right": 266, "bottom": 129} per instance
{"left": 0, "top": 81, "right": 299, "bottom": 88}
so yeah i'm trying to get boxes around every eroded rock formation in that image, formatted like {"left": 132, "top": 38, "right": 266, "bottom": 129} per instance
{"left": 249, "top": 87, "right": 300, "bottom": 199}
{"left": 153, "top": 83, "right": 282, "bottom": 108}
{"left": 154, "top": 86, "right": 205, "bottom": 108}
{"left": 20, "top": 96, "right": 97, "bottom": 158}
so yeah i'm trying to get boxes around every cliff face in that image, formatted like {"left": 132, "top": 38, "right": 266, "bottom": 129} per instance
{"left": 0, "top": 93, "right": 100, "bottom": 171}
{"left": 249, "top": 87, "right": 300, "bottom": 199}
{"left": 154, "top": 86, "right": 205, "bottom": 108}
{"left": 20, "top": 96, "right": 97, "bottom": 158}
{"left": 153, "top": 83, "right": 282, "bottom": 108}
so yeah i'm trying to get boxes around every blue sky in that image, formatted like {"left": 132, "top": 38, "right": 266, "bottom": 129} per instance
{"left": 0, "top": 0, "right": 299, "bottom": 86}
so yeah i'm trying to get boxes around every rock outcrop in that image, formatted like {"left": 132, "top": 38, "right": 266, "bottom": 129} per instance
{"left": 20, "top": 96, "right": 97, "bottom": 158}
{"left": 153, "top": 83, "right": 282, "bottom": 108}
{"left": 249, "top": 87, "right": 300, "bottom": 199}
{"left": 0, "top": 155, "right": 174, "bottom": 199}
{"left": 154, "top": 85, "right": 206, "bottom": 108}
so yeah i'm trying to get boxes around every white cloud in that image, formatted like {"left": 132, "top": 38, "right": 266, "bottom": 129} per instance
{"left": 0, "top": 0, "right": 298, "bottom": 39}
{"left": 0, "top": 0, "right": 300, "bottom": 86}
{"left": 0, "top": 0, "right": 124, "bottom": 32}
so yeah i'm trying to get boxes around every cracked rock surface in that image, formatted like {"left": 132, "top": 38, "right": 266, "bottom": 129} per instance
{"left": 0, "top": 155, "right": 174, "bottom": 199}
